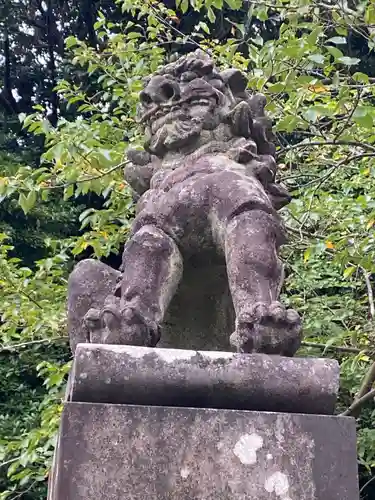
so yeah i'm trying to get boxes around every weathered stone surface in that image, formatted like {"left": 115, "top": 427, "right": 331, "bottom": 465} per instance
{"left": 68, "top": 50, "right": 303, "bottom": 356}
{"left": 161, "top": 260, "right": 235, "bottom": 351}
{"left": 67, "top": 259, "right": 121, "bottom": 354}
{"left": 51, "top": 403, "right": 359, "bottom": 500}
{"left": 69, "top": 344, "right": 339, "bottom": 415}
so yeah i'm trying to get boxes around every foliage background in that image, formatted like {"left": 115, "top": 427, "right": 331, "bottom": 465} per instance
{"left": 1, "top": 0, "right": 375, "bottom": 498}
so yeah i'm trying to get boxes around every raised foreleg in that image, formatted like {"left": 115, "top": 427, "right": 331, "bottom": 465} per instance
{"left": 224, "top": 209, "right": 301, "bottom": 356}
{"left": 96, "top": 224, "right": 183, "bottom": 347}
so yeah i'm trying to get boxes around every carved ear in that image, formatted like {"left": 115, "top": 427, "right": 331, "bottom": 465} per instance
{"left": 220, "top": 69, "right": 248, "bottom": 95}
{"left": 127, "top": 148, "right": 152, "bottom": 166}
{"left": 247, "top": 93, "right": 267, "bottom": 118}
{"left": 226, "top": 101, "right": 253, "bottom": 138}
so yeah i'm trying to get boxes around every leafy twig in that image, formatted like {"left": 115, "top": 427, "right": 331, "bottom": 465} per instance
{"left": 0, "top": 337, "right": 69, "bottom": 353}
{"left": 0, "top": 268, "right": 43, "bottom": 309}
{"left": 299, "top": 152, "right": 375, "bottom": 189}
{"left": 295, "top": 153, "right": 375, "bottom": 233}
{"left": 333, "top": 88, "right": 362, "bottom": 142}
{"left": 277, "top": 140, "right": 375, "bottom": 157}
{"left": 301, "top": 341, "right": 373, "bottom": 355}
{"left": 46, "top": 161, "right": 128, "bottom": 190}
{"left": 148, "top": 2, "right": 211, "bottom": 56}
{"left": 0, "top": 457, "right": 19, "bottom": 469}
{"left": 286, "top": 224, "right": 325, "bottom": 240}
{"left": 11, "top": 480, "right": 38, "bottom": 500}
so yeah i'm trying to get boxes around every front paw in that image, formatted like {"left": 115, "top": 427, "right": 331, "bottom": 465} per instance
{"left": 83, "top": 308, "right": 104, "bottom": 344}
{"left": 101, "top": 303, "right": 160, "bottom": 347}
{"left": 230, "top": 301, "right": 302, "bottom": 356}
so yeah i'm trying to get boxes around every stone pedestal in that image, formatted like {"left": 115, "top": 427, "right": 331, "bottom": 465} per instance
{"left": 48, "top": 345, "right": 359, "bottom": 500}
{"left": 52, "top": 403, "right": 358, "bottom": 500}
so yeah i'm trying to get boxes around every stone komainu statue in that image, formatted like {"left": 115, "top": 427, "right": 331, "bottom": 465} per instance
{"left": 68, "top": 50, "right": 302, "bottom": 356}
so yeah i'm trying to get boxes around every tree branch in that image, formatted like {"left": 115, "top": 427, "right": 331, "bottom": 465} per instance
{"left": 0, "top": 270, "right": 44, "bottom": 309}
{"left": 353, "top": 360, "right": 375, "bottom": 403}
{"left": 340, "top": 388, "right": 375, "bottom": 417}
{"left": 333, "top": 88, "right": 362, "bottom": 142}
{"left": 360, "top": 266, "right": 375, "bottom": 320}
{"left": 277, "top": 140, "right": 375, "bottom": 158}
{"left": 360, "top": 474, "right": 375, "bottom": 495}
{"left": 45, "top": 161, "right": 128, "bottom": 190}
{"left": 298, "top": 153, "right": 375, "bottom": 189}
{"left": 301, "top": 341, "right": 373, "bottom": 355}
{"left": 0, "top": 457, "right": 20, "bottom": 469}
{"left": 286, "top": 224, "right": 325, "bottom": 240}
{"left": 148, "top": 2, "right": 212, "bottom": 56}
{"left": 0, "top": 337, "right": 68, "bottom": 353}
{"left": 46, "top": 0, "right": 58, "bottom": 125}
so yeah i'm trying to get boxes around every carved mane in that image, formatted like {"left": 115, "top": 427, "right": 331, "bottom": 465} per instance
{"left": 128, "top": 50, "right": 290, "bottom": 210}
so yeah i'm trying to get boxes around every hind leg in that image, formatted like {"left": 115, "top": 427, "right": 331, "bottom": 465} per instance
{"left": 224, "top": 210, "right": 301, "bottom": 356}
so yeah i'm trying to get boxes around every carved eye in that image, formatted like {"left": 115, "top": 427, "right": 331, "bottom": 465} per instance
{"left": 180, "top": 71, "right": 197, "bottom": 82}
{"left": 140, "top": 91, "right": 152, "bottom": 105}
{"left": 141, "top": 77, "right": 181, "bottom": 104}
{"left": 160, "top": 81, "right": 179, "bottom": 101}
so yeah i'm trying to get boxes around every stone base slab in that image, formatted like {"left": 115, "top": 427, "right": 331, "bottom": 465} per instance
{"left": 70, "top": 344, "right": 339, "bottom": 414}
{"left": 49, "top": 402, "right": 359, "bottom": 500}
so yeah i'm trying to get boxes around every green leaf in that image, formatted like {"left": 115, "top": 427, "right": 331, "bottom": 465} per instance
{"left": 65, "top": 36, "right": 78, "bottom": 49}
{"left": 327, "top": 36, "right": 346, "bottom": 45}
{"left": 267, "top": 83, "right": 285, "bottom": 93}
{"left": 181, "top": 0, "right": 189, "bottom": 13}
{"left": 27, "top": 190, "right": 37, "bottom": 210}
{"left": 337, "top": 56, "right": 360, "bottom": 66}
{"left": 335, "top": 26, "right": 348, "bottom": 36}
{"left": 297, "top": 75, "right": 317, "bottom": 85}
{"left": 275, "top": 115, "right": 303, "bottom": 132}
{"left": 207, "top": 6, "right": 216, "bottom": 22}
{"left": 225, "top": 0, "right": 242, "bottom": 9}
{"left": 352, "top": 72, "right": 369, "bottom": 84}
{"left": 256, "top": 7, "right": 268, "bottom": 22}
{"left": 198, "top": 21, "right": 210, "bottom": 34}
{"left": 308, "top": 54, "right": 325, "bottom": 65}
{"left": 343, "top": 266, "right": 356, "bottom": 279}
{"left": 127, "top": 32, "right": 142, "bottom": 40}
{"left": 18, "top": 191, "right": 37, "bottom": 214}
{"left": 307, "top": 27, "right": 322, "bottom": 46}
{"left": 365, "top": 4, "right": 375, "bottom": 24}
{"left": 304, "top": 247, "right": 312, "bottom": 263}
{"left": 252, "top": 35, "right": 263, "bottom": 47}
{"left": 354, "top": 114, "right": 373, "bottom": 128}
{"left": 7, "top": 460, "right": 20, "bottom": 477}
{"left": 303, "top": 108, "right": 319, "bottom": 123}
{"left": 63, "top": 184, "right": 75, "bottom": 200}
{"left": 41, "top": 189, "right": 50, "bottom": 202}
{"left": 42, "top": 119, "right": 52, "bottom": 134}
{"left": 325, "top": 46, "right": 343, "bottom": 60}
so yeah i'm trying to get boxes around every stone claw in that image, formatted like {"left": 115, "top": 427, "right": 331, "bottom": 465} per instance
{"left": 82, "top": 296, "right": 161, "bottom": 347}
{"left": 83, "top": 308, "right": 103, "bottom": 344}
{"left": 230, "top": 301, "right": 302, "bottom": 356}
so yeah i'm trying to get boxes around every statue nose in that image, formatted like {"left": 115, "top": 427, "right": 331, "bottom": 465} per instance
{"left": 140, "top": 76, "right": 181, "bottom": 105}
